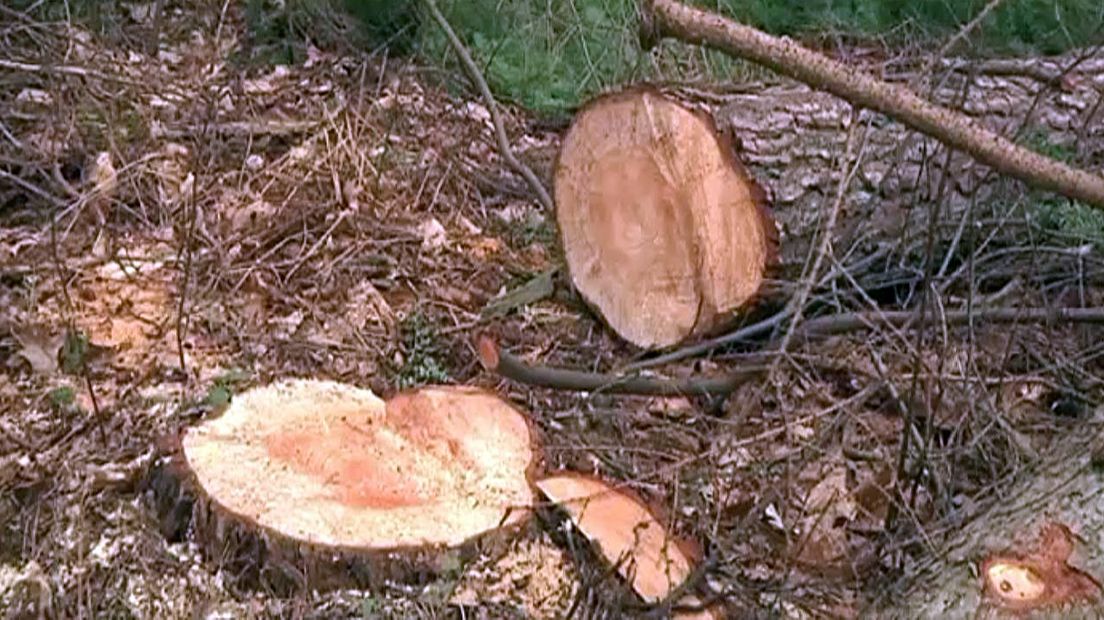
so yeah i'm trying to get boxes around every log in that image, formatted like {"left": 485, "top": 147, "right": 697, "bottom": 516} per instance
{"left": 873, "top": 424, "right": 1104, "bottom": 618}
{"left": 477, "top": 335, "right": 762, "bottom": 396}
{"left": 554, "top": 86, "right": 777, "bottom": 349}
{"left": 712, "top": 56, "right": 1104, "bottom": 264}
{"left": 638, "top": 0, "right": 1104, "bottom": 210}
{"left": 144, "top": 379, "right": 538, "bottom": 593}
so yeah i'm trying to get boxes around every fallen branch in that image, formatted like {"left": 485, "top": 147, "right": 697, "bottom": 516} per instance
{"left": 637, "top": 0, "right": 1104, "bottom": 209}
{"left": 796, "top": 306, "right": 1104, "bottom": 339}
{"left": 421, "top": 0, "right": 555, "bottom": 212}
{"left": 477, "top": 336, "right": 761, "bottom": 396}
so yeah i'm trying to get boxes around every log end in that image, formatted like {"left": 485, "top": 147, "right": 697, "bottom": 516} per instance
{"left": 554, "top": 86, "right": 776, "bottom": 349}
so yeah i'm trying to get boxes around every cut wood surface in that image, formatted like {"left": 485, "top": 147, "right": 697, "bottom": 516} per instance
{"left": 554, "top": 87, "right": 776, "bottom": 349}
{"left": 537, "top": 473, "right": 708, "bottom": 611}
{"left": 638, "top": 0, "right": 1104, "bottom": 209}
{"left": 149, "top": 379, "right": 537, "bottom": 591}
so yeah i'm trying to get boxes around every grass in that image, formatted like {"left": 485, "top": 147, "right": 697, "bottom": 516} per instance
{"left": 233, "top": 0, "right": 1103, "bottom": 115}
{"left": 15, "top": 0, "right": 1104, "bottom": 115}
{"left": 717, "top": 0, "right": 1104, "bottom": 55}
{"left": 412, "top": 0, "right": 1101, "bottom": 115}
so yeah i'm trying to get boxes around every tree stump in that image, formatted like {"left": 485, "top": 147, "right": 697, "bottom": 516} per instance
{"left": 554, "top": 87, "right": 776, "bottom": 349}
{"left": 145, "top": 379, "right": 538, "bottom": 593}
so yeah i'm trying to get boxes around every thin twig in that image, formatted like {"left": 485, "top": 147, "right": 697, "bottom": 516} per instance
{"left": 478, "top": 336, "right": 763, "bottom": 397}
{"left": 0, "top": 57, "right": 149, "bottom": 88}
{"left": 175, "top": 174, "right": 198, "bottom": 373}
{"left": 421, "top": 0, "right": 555, "bottom": 212}
{"left": 934, "top": 0, "right": 1007, "bottom": 61}
{"left": 771, "top": 109, "right": 866, "bottom": 366}
{"left": 622, "top": 245, "right": 892, "bottom": 372}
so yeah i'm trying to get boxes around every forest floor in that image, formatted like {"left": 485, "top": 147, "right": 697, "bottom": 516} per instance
{"left": 2, "top": 3, "right": 1103, "bottom": 619}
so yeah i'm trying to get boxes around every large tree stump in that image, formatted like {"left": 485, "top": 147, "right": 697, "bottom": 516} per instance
{"left": 554, "top": 86, "right": 777, "bottom": 349}
{"left": 145, "top": 380, "right": 538, "bottom": 593}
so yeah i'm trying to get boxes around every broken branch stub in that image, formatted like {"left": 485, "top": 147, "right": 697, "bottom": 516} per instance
{"left": 554, "top": 87, "right": 776, "bottom": 349}
{"left": 147, "top": 379, "right": 538, "bottom": 592}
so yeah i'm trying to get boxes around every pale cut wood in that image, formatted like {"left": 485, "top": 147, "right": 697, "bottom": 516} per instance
{"left": 554, "top": 87, "right": 775, "bottom": 349}
{"left": 536, "top": 473, "right": 700, "bottom": 604}
{"left": 149, "top": 379, "right": 538, "bottom": 592}
{"left": 638, "top": 0, "right": 1104, "bottom": 209}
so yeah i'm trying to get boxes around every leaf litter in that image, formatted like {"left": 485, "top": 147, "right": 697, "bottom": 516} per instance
{"left": 0, "top": 2, "right": 1102, "bottom": 619}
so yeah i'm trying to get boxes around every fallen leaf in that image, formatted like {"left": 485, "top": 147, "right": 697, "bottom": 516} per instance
{"left": 418, "top": 217, "right": 448, "bottom": 250}
{"left": 11, "top": 325, "right": 64, "bottom": 375}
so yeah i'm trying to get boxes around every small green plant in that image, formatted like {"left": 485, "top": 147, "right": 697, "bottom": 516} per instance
{"left": 505, "top": 210, "right": 556, "bottom": 249}
{"left": 1019, "top": 127, "right": 1078, "bottom": 164}
{"left": 48, "top": 385, "right": 77, "bottom": 409}
{"left": 1015, "top": 128, "right": 1103, "bottom": 245}
{"left": 1033, "top": 198, "right": 1104, "bottom": 246}
{"left": 203, "top": 367, "right": 251, "bottom": 408}
{"left": 396, "top": 311, "right": 450, "bottom": 388}
{"left": 359, "top": 596, "right": 380, "bottom": 619}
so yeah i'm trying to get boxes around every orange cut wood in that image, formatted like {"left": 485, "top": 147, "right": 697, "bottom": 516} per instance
{"left": 153, "top": 379, "right": 538, "bottom": 591}
{"left": 554, "top": 87, "right": 775, "bottom": 348}
{"left": 536, "top": 473, "right": 700, "bottom": 604}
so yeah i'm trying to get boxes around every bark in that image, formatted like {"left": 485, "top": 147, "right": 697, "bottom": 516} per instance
{"left": 871, "top": 426, "right": 1104, "bottom": 618}
{"left": 705, "top": 57, "right": 1104, "bottom": 263}
{"left": 638, "top": 0, "right": 1104, "bottom": 210}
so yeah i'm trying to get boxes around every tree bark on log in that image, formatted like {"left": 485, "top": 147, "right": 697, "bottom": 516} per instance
{"left": 694, "top": 55, "right": 1104, "bottom": 264}
{"left": 872, "top": 425, "right": 1104, "bottom": 618}
{"left": 637, "top": 0, "right": 1104, "bottom": 210}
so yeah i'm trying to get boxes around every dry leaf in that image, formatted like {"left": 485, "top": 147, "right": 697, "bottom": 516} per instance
{"left": 418, "top": 217, "right": 448, "bottom": 250}
{"left": 12, "top": 325, "right": 64, "bottom": 375}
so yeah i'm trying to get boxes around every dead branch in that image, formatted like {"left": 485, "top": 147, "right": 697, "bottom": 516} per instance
{"left": 477, "top": 336, "right": 761, "bottom": 397}
{"left": 796, "top": 306, "right": 1104, "bottom": 339}
{"left": 637, "top": 0, "right": 1104, "bottom": 209}
{"left": 421, "top": 0, "right": 555, "bottom": 212}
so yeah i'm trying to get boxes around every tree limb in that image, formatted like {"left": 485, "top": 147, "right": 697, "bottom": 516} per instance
{"left": 795, "top": 306, "right": 1104, "bottom": 339}
{"left": 477, "top": 336, "right": 761, "bottom": 396}
{"left": 638, "top": 0, "right": 1104, "bottom": 209}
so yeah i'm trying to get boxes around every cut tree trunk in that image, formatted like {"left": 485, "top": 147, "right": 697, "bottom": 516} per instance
{"left": 144, "top": 379, "right": 538, "bottom": 593}
{"left": 711, "top": 56, "right": 1104, "bottom": 265}
{"left": 873, "top": 425, "right": 1104, "bottom": 618}
{"left": 554, "top": 86, "right": 777, "bottom": 349}
{"left": 520, "top": 57, "right": 1104, "bottom": 269}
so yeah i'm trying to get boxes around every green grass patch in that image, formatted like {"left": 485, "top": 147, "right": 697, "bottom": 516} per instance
{"left": 1033, "top": 198, "right": 1104, "bottom": 247}
{"left": 240, "top": 0, "right": 1103, "bottom": 114}
{"left": 1015, "top": 127, "right": 1104, "bottom": 246}
{"left": 718, "top": 0, "right": 1103, "bottom": 55}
